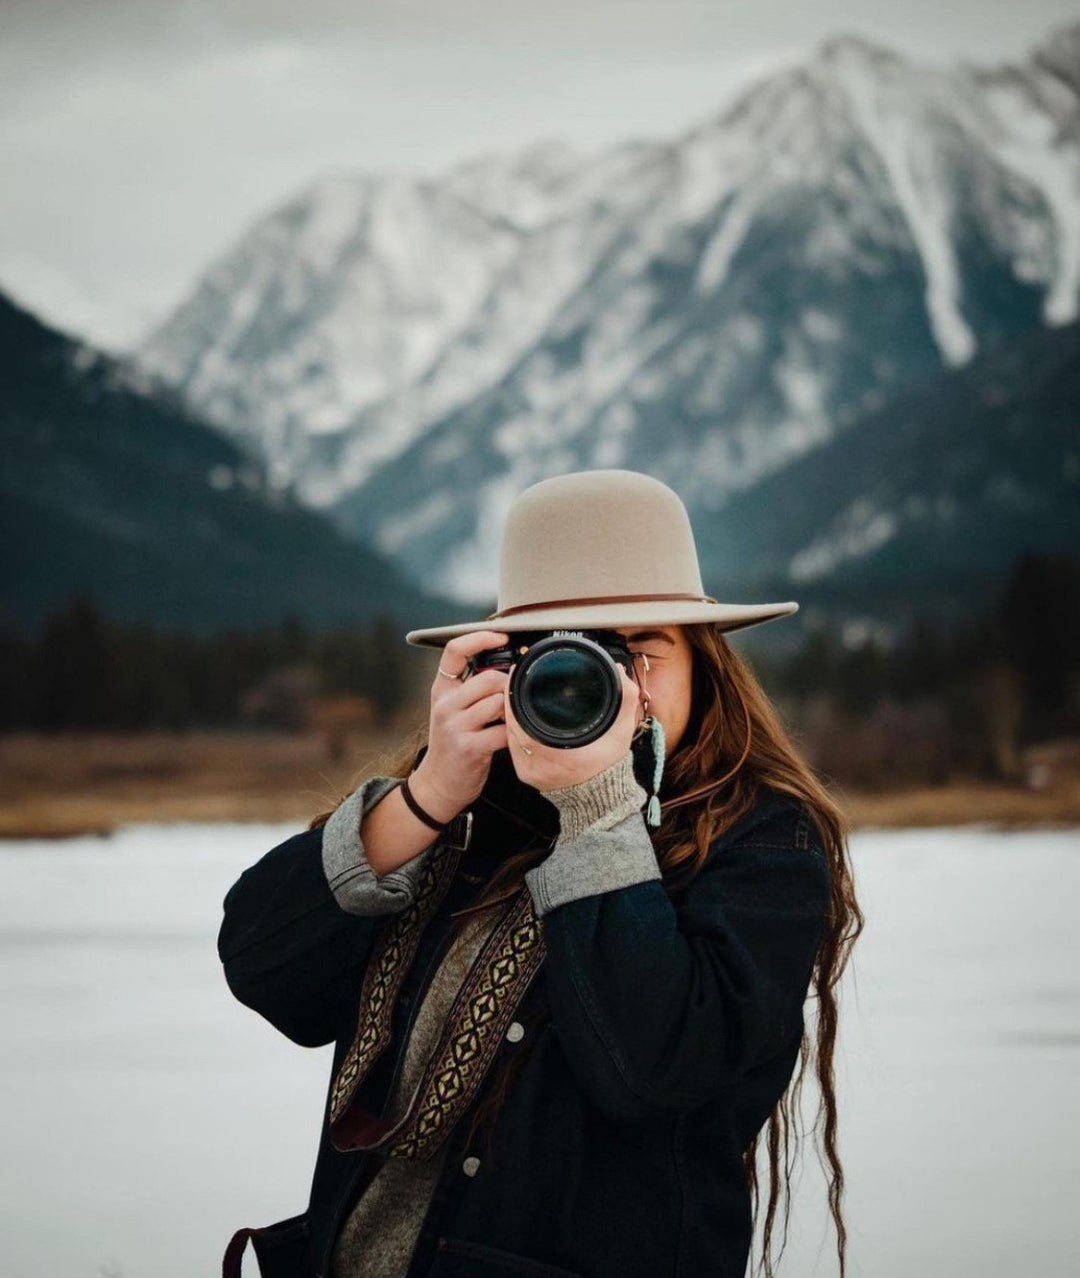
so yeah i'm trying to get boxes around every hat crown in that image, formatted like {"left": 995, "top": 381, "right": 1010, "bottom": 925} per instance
{"left": 496, "top": 470, "right": 705, "bottom": 614}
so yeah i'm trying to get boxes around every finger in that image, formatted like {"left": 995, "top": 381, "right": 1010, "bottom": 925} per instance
{"left": 459, "top": 689, "right": 507, "bottom": 730}
{"left": 619, "top": 662, "right": 640, "bottom": 704}
{"left": 442, "top": 666, "right": 508, "bottom": 709}
{"left": 619, "top": 665, "right": 646, "bottom": 729}
{"left": 438, "top": 630, "right": 510, "bottom": 678}
{"left": 475, "top": 721, "right": 509, "bottom": 750}
{"left": 503, "top": 685, "right": 522, "bottom": 732}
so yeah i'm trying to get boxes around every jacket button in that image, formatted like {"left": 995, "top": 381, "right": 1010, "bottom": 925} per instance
{"left": 462, "top": 1155, "right": 481, "bottom": 1177}
{"left": 506, "top": 1021, "right": 525, "bottom": 1042}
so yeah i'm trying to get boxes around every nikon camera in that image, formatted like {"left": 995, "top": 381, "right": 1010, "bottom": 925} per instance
{"left": 464, "top": 629, "right": 636, "bottom": 749}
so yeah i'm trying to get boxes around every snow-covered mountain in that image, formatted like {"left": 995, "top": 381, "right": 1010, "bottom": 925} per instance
{"left": 689, "top": 316, "right": 1080, "bottom": 634}
{"left": 138, "top": 136, "right": 671, "bottom": 499}
{"left": 137, "top": 23, "right": 1080, "bottom": 608}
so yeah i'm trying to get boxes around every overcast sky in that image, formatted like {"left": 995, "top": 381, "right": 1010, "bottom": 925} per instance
{"left": 3, "top": 0, "right": 1077, "bottom": 352}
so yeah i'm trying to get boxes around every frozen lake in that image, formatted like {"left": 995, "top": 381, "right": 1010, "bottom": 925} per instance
{"left": 0, "top": 820, "right": 1077, "bottom": 1277}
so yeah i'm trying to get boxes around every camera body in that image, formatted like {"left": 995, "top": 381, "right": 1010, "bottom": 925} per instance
{"left": 465, "top": 629, "right": 636, "bottom": 749}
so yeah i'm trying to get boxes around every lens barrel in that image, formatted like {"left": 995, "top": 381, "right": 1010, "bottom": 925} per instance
{"left": 512, "top": 636, "right": 615, "bottom": 747}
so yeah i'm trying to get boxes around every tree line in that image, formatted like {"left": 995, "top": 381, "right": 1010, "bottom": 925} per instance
{"left": 760, "top": 550, "right": 1080, "bottom": 785}
{"left": 0, "top": 603, "right": 416, "bottom": 731}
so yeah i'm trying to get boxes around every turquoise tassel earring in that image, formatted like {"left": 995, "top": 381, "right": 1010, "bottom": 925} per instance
{"left": 643, "top": 712, "right": 666, "bottom": 827}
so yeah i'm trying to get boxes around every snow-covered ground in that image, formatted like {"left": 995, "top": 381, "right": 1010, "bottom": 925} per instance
{"left": 0, "top": 821, "right": 1077, "bottom": 1277}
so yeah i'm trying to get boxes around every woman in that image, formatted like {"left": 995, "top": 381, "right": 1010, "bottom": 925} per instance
{"left": 219, "top": 469, "right": 863, "bottom": 1278}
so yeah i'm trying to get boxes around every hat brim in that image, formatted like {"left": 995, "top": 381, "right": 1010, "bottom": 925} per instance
{"left": 404, "top": 599, "right": 799, "bottom": 648}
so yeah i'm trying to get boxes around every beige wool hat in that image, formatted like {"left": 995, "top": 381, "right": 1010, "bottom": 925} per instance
{"left": 404, "top": 468, "right": 798, "bottom": 648}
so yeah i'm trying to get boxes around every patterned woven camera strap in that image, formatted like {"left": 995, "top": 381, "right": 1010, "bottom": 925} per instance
{"left": 327, "top": 837, "right": 547, "bottom": 1160}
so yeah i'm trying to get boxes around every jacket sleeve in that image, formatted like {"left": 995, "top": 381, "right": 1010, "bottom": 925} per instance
{"left": 217, "top": 774, "right": 435, "bottom": 1048}
{"left": 524, "top": 754, "right": 830, "bottom": 1122}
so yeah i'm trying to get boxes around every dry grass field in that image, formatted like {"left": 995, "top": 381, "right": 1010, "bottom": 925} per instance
{"left": 1, "top": 725, "right": 1077, "bottom": 839}
{"left": 0, "top": 721, "right": 424, "bottom": 838}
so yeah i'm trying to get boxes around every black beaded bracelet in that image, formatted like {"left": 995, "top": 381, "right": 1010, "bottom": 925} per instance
{"left": 399, "top": 774, "right": 448, "bottom": 832}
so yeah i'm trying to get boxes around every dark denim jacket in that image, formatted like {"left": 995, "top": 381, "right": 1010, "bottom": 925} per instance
{"left": 217, "top": 767, "right": 830, "bottom": 1278}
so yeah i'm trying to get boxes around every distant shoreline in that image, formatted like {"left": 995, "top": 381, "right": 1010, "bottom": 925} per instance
{"left": 1, "top": 728, "right": 1077, "bottom": 840}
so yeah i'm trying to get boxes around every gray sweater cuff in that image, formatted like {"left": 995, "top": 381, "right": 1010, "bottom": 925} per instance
{"left": 524, "top": 752, "right": 660, "bottom": 918}
{"left": 322, "top": 775, "right": 436, "bottom": 916}
{"left": 540, "top": 750, "right": 649, "bottom": 844}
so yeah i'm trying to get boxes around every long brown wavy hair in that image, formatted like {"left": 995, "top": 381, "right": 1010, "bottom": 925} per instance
{"left": 309, "top": 622, "right": 863, "bottom": 1277}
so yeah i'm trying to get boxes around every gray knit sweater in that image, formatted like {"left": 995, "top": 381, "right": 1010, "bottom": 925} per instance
{"left": 322, "top": 751, "right": 655, "bottom": 1277}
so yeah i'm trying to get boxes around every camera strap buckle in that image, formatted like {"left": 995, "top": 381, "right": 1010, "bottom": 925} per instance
{"left": 441, "top": 809, "right": 473, "bottom": 852}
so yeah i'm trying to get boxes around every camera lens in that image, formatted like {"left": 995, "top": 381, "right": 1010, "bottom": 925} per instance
{"left": 511, "top": 633, "right": 623, "bottom": 747}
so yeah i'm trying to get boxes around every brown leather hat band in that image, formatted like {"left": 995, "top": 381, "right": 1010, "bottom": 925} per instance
{"left": 486, "top": 591, "right": 718, "bottom": 621}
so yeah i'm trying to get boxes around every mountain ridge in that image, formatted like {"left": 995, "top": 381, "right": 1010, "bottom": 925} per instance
{"left": 132, "top": 23, "right": 1080, "bottom": 623}
{"left": 0, "top": 290, "right": 459, "bottom": 635}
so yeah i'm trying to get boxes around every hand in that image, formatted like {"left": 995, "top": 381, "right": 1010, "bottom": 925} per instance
{"left": 504, "top": 661, "right": 646, "bottom": 793}
{"left": 408, "top": 630, "right": 512, "bottom": 823}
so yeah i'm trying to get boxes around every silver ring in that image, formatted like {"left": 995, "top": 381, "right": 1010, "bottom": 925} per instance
{"left": 437, "top": 666, "right": 465, "bottom": 681}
